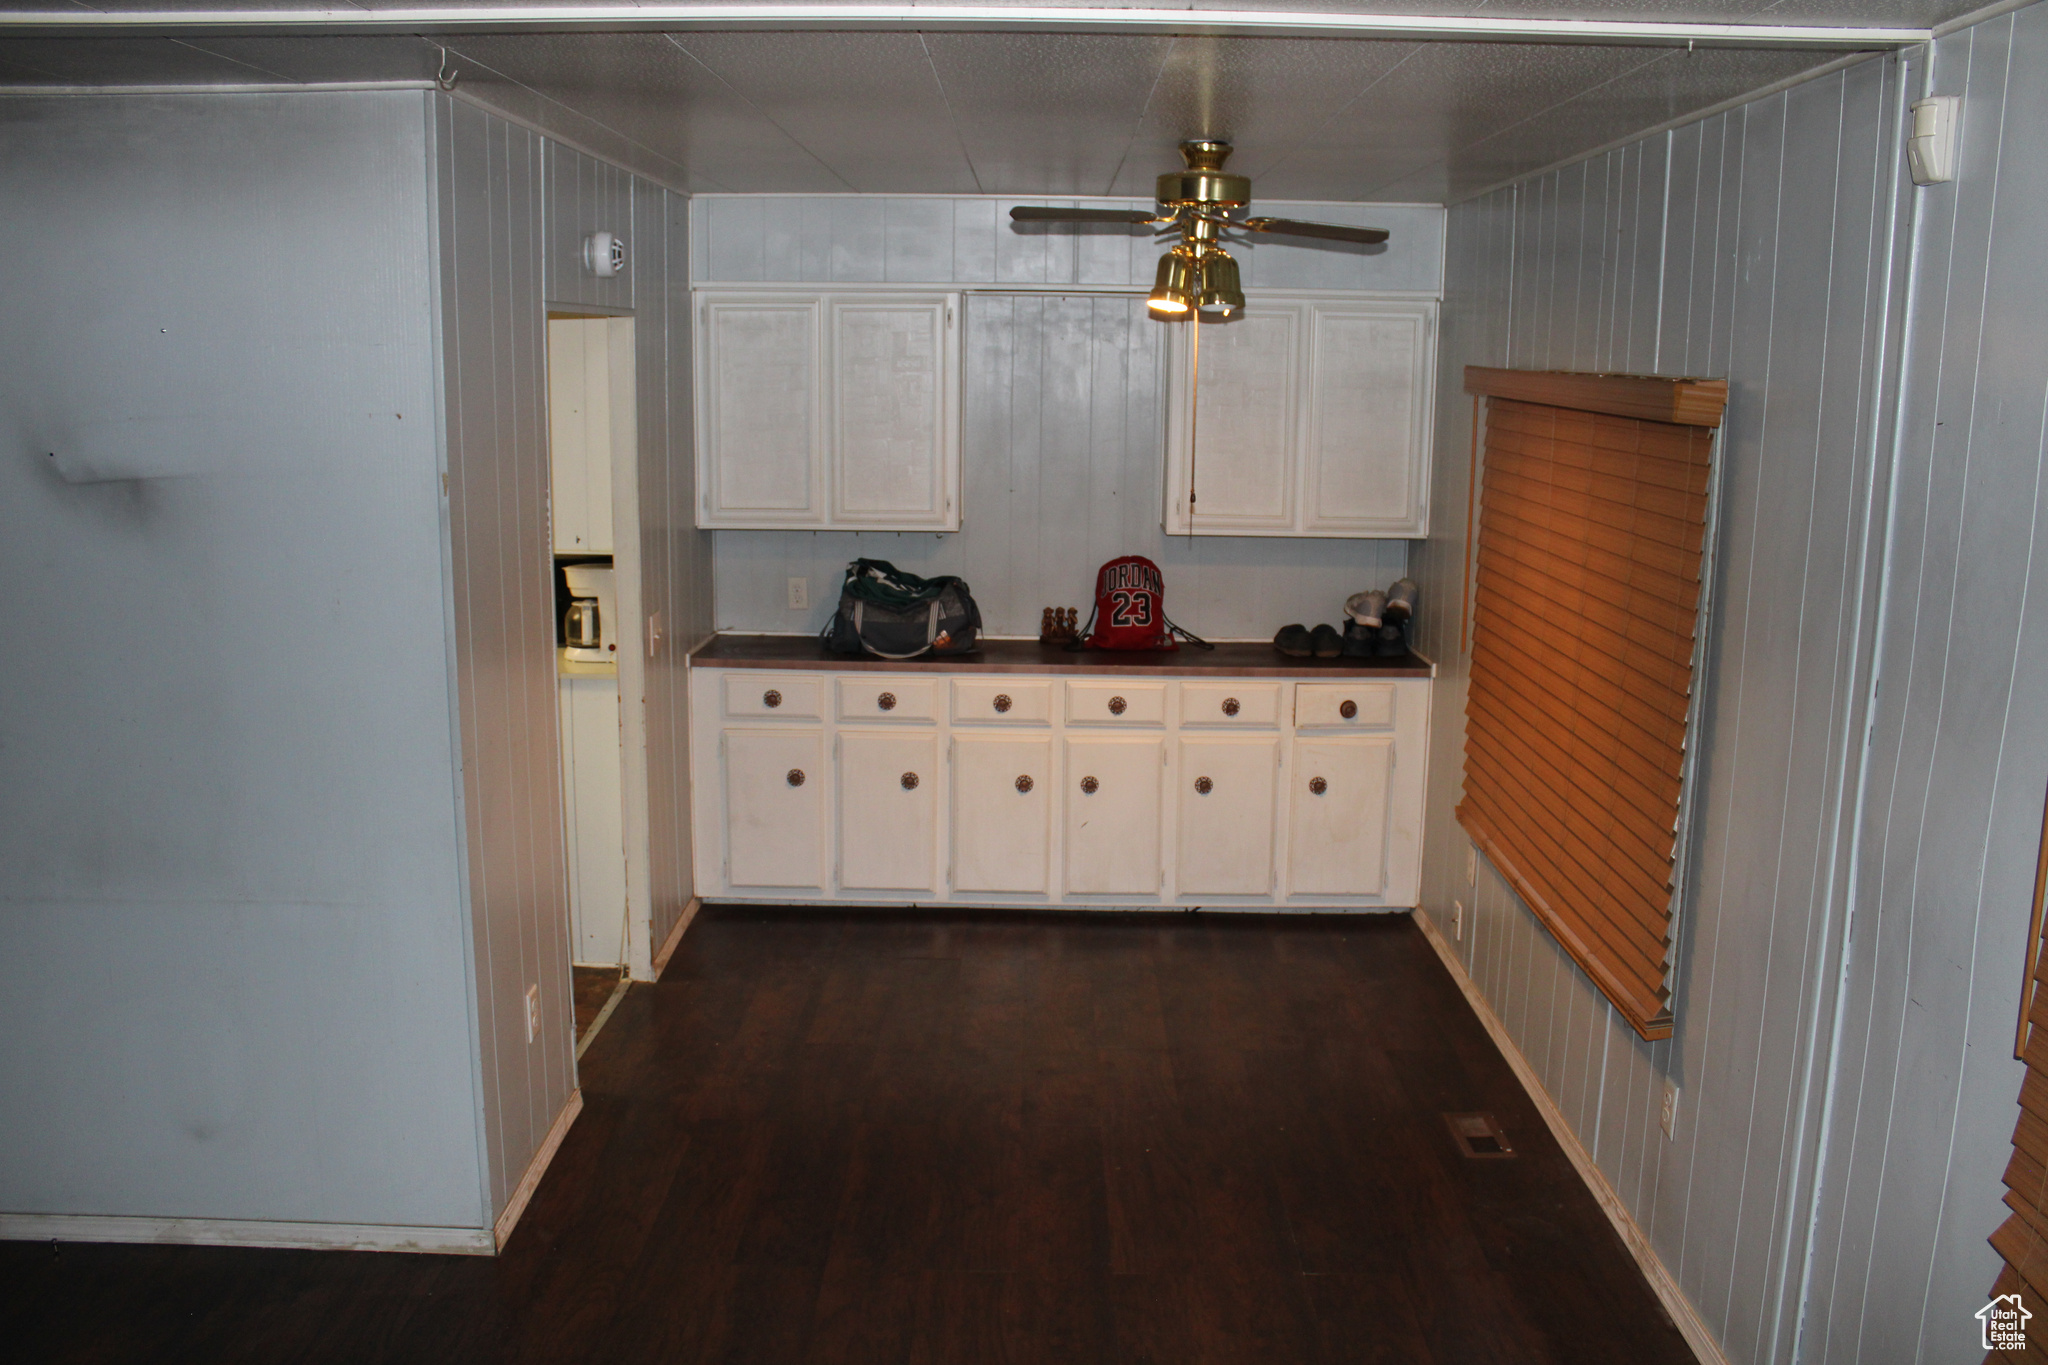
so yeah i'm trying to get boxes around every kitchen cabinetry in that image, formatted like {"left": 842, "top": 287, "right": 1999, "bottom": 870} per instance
{"left": 689, "top": 647, "right": 1430, "bottom": 909}
{"left": 694, "top": 289, "right": 961, "bottom": 531}
{"left": 1163, "top": 295, "right": 1436, "bottom": 538}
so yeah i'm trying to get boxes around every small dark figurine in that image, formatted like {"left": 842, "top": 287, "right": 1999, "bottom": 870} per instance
{"left": 1040, "top": 607, "right": 1080, "bottom": 645}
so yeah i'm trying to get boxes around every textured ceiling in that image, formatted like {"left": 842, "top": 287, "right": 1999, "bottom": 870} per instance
{"left": 0, "top": 2, "right": 1979, "bottom": 201}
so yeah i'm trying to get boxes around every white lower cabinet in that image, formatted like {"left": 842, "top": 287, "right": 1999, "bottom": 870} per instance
{"left": 723, "top": 728, "right": 826, "bottom": 890}
{"left": 1288, "top": 736, "right": 1394, "bottom": 896}
{"left": 951, "top": 735, "right": 1051, "bottom": 893}
{"left": 1177, "top": 737, "right": 1279, "bottom": 896}
{"left": 837, "top": 730, "right": 940, "bottom": 892}
{"left": 1064, "top": 736, "right": 1165, "bottom": 895}
{"left": 691, "top": 667, "right": 1429, "bottom": 908}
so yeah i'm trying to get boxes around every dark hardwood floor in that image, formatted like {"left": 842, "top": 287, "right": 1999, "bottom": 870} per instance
{"left": 1, "top": 908, "right": 1694, "bottom": 1364}
{"left": 573, "top": 963, "right": 625, "bottom": 1041}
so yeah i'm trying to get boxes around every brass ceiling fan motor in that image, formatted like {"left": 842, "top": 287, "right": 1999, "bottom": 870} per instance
{"left": 1008, "top": 140, "right": 1390, "bottom": 322}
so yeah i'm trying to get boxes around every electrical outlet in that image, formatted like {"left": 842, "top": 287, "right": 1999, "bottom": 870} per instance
{"left": 787, "top": 576, "right": 809, "bottom": 610}
{"left": 1452, "top": 900, "right": 1465, "bottom": 940}
{"left": 1661, "top": 1079, "right": 1680, "bottom": 1138}
{"left": 1465, "top": 847, "right": 1478, "bottom": 884}
{"left": 647, "top": 610, "right": 663, "bottom": 659}
{"left": 524, "top": 984, "right": 540, "bottom": 1045}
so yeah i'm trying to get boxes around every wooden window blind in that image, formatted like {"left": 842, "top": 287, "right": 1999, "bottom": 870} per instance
{"left": 1457, "top": 367, "right": 1727, "bottom": 1041}
{"left": 1987, "top": 795, "right": 2048, "bottom": 1357}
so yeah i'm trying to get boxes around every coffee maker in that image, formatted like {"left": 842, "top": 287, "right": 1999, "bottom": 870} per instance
{"left": 561, "top": 563, "right": 617, "bottom": 663}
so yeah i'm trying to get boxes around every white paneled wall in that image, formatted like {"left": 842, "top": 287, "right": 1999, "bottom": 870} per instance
{"left": 1805, "top": 11, "right": 2048, "bottom": 1361}
{"left": 1414, "top": 51, "right": 1936, "bottom": 1365}
{"left": 692, "top": 195, "right": 1446, "bottom": 294}
{"left": 716, "top": 293, "right": 1407, "bottom": 640}
{"left": 435, "top": 96, "right": 712, "bottom": 1224}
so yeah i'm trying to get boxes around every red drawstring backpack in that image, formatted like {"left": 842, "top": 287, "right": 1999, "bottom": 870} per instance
{"left": 1076, "top": 555, "right": 1212, "bottom": 651}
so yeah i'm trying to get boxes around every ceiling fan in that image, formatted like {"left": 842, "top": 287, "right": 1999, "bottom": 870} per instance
{"left": 1010, "top": 140, "right": 1390, "bottom": 322}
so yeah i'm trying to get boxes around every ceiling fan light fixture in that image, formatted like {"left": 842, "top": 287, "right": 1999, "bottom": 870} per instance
{"left": 1196, "top": 249, "right": 1244, "bottom": 320}
{"left": 1148, "top": 248, "right": 1198, "bottom": 319}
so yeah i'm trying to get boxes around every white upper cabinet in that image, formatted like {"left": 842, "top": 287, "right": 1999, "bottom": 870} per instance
{"left": 696, "top": 289, "right": 960, "bottom": 531}
{"left": 1164, "top": 294, "right": 1436, "bottom": 538}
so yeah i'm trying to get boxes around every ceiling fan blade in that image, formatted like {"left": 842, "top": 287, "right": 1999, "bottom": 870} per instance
{"left": 1009, "top": 207, "right": 1161, "bottom": 226}
{"left": 1242, "top": 217, "right": 1390, "bottom": 246}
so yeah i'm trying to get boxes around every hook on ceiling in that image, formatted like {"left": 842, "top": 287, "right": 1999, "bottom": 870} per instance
{"left": 436, "top": 45, "right": 460, "bottom": 91}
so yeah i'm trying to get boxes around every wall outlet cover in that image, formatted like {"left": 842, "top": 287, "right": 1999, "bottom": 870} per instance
{"left": 1453, "top": 899, "right": 1465, "bottom": 940}
{"left": 525, "top": 984, "right": 541, "bottom": 1044}
{"left": 788, "top": 576, "right": 809, "bottom": 610}
{"left": 1661, "top": 1079, "right": 1680, "bottom": 1138}
{"left": 1465, "top": 847, "right": 1477, "bottom": 884}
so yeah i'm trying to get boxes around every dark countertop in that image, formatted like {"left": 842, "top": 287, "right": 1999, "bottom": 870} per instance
{"left": 689, "top": 634, "right": 1434, "bottom": 678}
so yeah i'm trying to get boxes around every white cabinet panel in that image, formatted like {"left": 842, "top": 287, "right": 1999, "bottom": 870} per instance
{"left": 952, "top": 679, "right": 1052, "bottom": 725}
{"left": 1295, "top": 682, "right": 1396, "bottom": 730}
{"left": 951, "top": 735, "right": 1051, "bottom": 894}
{"left": 725, "top": 673, "right": 822, "bottom": 720}
{"left": 1171, "top": 305, "right": 1300, "bottom": 531}
{"left": 546, "top": 317, "right": 617, "bottom": 553}
{"left": 1065, "top": 681, "right": 1167, "bottom": 726}
{"left": 1164, "top": 294, "right": 1435, "bottom": 538}
{"left": 1180, "top": 682, "right": 1282, "bottom": 728}
{"left": 699, "top": 295, "right": 823, "bottom": 525}
{"left": 723, "top": 729, "right": 826, "bottom": 890}
{"left": 837, "top": 675, "right": 938, "bottom": 723}
{"left": 560, "top": 675, "right": 625, "bottom": 963}
{"left": 1177, "top": 737, "right": 1278, "bottom": 896}
{"left": 1063, "top": 736, "right": 1164, "bottom": 895}
{"left": 696, "top": 289, "right": 960, "bottom": 531}
{"left": 1304, "top": 305, "right": 1431, "bottom": 534}
{"left": 1288, "top": 736, "right": 1392, "bottom": 897}
{"left": 838, "top": 730, "right": 939, "bottom": 892}
{"left": 829, "top": 296, "right": 957, "bottom": 529}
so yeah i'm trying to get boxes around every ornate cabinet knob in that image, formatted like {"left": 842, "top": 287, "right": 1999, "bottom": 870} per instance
{"left": 1015, "top": 774, "right": 1033, "bottom": 793}
{"left": 1194, "top": 776, "right": 1213, "bottom": 795}
{"left": 787, "top": 768, "right": 805, "bottom": 787}
{"left": 900, "top": 772, "right": 919, "bottom": 790}
{"left": 763, "top": 689, "right": 782, "bottom": 709}
{"left": 1107, "top": 695, "right": 1128, "bottom": 716}
{"left": 1080, "top": 776, "right": 1099, "bottom": 795}
{"left": 993, "top": 693, "right": 1013, "bottom": 713}
{"left": 1339, "top": 699, "right": 1358, "bottom": 720}
{"left": 1308, "top": 776, "right": 1328, "bottom": 796}
{"left": 877, "top": 692, "right": 897, "bottom": 711}
{"left": 1221, "top": 697, "right": 1240, "bottom": 716}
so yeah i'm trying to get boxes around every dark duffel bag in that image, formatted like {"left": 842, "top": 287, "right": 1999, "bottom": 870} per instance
{"left": 822, "top": 559, "right": 982, "bottom": 659}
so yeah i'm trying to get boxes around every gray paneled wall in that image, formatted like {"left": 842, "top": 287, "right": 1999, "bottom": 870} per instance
{"left": 716, "top": 293, "right": 1408, "bottom": 641}
{"left": 1414, "top": 50, "right": 1949, "bottom": 1365}
{"left": 435, "top": 96, "right": 715, "bottom": 1218}
{"left": 0, "top": 91, "right": 486, "bottom": 1235}
{"left": 434, "top": 95, "right": 576, "bottom": 1224}
{"left": 1804, "top": 11, "right": 2048, "bottom": 1360}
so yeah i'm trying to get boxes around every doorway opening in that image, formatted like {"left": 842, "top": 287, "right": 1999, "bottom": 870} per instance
{"left": 546, "top": 311, "right": 648, "bottom": 1043}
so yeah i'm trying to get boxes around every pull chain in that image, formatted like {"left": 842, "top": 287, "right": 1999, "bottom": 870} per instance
{"left": 1186, "top": 312, "right": 1200, "bottom": 539}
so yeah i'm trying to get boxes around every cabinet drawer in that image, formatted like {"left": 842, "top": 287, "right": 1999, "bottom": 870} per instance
{"left": 837, "top": 677, "right": 937, "bottom": 723}
{"left": 1295, "top": 682, "right": 1396, "bottom": 730}
{"left": 952, "top": 679, "right": 1053, "bottom": 725}
{"left": 1065, "top": 681, "right": 1167, "bottom": 726}
{"left": 1180, "top": 682, "right": 1282, "bottom": 728}
{"left": 724, "top": 674, "right": 822, "bottom": 719}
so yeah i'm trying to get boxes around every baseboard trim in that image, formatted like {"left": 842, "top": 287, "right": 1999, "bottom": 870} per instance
{"left": 0, "top": 1212, "right": 494, "bottom": 1256}
{"left": 1412, "top": 909, "right": 1729, "bottom": 1365}
{"left": 493, "top": 1087, "right": 582, "bottom": 1252}
{"left": 649, "top": 897, "right": 699, "bottom": 978}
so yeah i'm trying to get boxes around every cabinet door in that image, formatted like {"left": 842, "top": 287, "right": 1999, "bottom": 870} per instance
{"left": 698, "top": 295, "right": 823, "bottom": 527}
{"left": 547, "top": 317, "right": 617, "bottom": 553}
{"left": 1177, "top": 738, "right": 1278, "bottom": 896}
{"left": 838, "top": 730, "right": 940, "bottom": 893}
{"left": 723, "top": 729, "right": 826, "bottom": 890}
{"left": 1288, "top": 737, "right": 1392, "bottom": 897}
{"left": 1303, "top": 301, "right": 1433, "bottom": 536}
{"left": 828, "top": 294, "right": 959, "bottom": 530}
{"left": 1063, "top": 737, "right": 1164, "bottom": 895}
{"left": 1164, "top": 302, "right": 1302, "bottom": 533}
{"left": 951, "top": 735, "right": 1051, "bottom": 894}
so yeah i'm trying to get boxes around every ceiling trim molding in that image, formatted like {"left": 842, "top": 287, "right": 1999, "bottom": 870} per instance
{"left": 0, "top": 6, "right": 1930, "bottom": 50}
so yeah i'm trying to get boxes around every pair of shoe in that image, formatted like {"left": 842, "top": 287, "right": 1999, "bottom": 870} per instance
{"left": 1274, "top": 622, "right": 1343, "bottom": 658}
{"left": 1344, "top": 578, "right": 1418, "bottom": 629}
{"left": 1340, "top": 618, "right": 1410, "bottom": 658}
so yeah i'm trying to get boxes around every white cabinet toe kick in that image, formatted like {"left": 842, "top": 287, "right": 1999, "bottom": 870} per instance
{"left": 689, "top": 660, "right": 1431, "bottom": 911}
